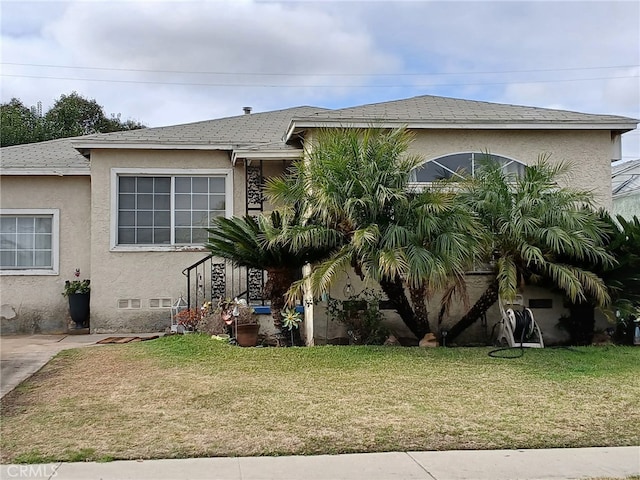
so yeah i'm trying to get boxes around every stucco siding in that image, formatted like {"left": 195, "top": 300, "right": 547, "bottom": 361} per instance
{"left": 0, "top": 175, "right": 91, "bottom": 334}
{"left": 89, "top": 149, "right": 240, "bottom": 332}
{"left": 302, "top": 128, "right": 613, "bottom": 209}
{"left": 310, "top": 272, "right": 610, "bottom": 346}
{"left": 260, "top": 160, "right": 290, "bottom": 213}
{"left": 409, "top": 129, "right": 613, "bottom": 209}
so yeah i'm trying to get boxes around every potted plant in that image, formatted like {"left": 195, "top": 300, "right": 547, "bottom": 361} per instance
{"left": 62, "top": 269, "right": 90, "bottom": 329}
{"left": 217, "top": 298, "right": 259, "bottom": 347}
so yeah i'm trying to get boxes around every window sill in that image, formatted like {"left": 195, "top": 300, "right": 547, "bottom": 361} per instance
{"left": 0, "top": 269, "right": 58, "bottom": 276}
{"left": 110, "top": 245, "right": 209, "bottom": 253}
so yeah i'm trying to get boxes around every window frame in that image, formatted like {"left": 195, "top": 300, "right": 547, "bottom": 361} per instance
{"left": 110, "top": 168, "right": 233, "bottom": 252}
{"left": 408, "top": 152, "right": 526, "bottom": 186}
{"left": 0, "top": 209, "right": 60, "bottom": 276}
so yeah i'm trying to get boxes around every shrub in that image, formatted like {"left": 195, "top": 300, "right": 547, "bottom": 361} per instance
{"left": 327, "top": 289, "right": 389, "bottom": 345}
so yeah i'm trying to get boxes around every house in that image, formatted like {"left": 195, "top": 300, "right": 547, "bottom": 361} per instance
{"left": 612, "top": 158, "right": 640, "bottom": 220}
{"left": 1, "top": 95, "right": 637, "bottom": 344}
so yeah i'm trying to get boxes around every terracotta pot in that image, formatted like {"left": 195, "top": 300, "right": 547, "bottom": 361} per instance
{"left": 236, "top": 323, "right": 259, "bottom": 347}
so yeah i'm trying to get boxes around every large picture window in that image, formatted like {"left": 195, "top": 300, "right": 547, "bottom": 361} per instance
{"left": 0, "top": 209, "right": 59, "bottom": 275}
{"left": 115, "top": 171, "right": 230, "bottom": 247}
{"left": 410, "top": 153, "right": 525, "bottom": 183}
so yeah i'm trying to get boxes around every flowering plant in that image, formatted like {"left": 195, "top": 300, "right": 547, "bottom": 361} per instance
{"left": 62, "top": 269, "right": 90, "bottom": 296}
{"left": 175, "top": 308, "right": 202, "bottom": 331}
{"left": 215, "top": 297, "right": 256, "bottom": 325}
{"left": 201, "top": 301, "right": 213, "bottom": 317}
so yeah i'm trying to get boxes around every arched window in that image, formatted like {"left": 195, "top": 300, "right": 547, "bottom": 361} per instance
{"left": 409, "top": 152, "right": 526, "bottom": 183}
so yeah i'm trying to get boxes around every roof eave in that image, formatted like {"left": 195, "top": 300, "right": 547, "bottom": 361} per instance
{"left": 70, "top": 141, "right": 236, "bottom": 152}
{"left": 231, "top": 148, "right": 302, "bottom": 166}
{"left": 0, "top": 168, "right": 90, "bottom": 176}
{"left": 287, "top": 119, "right": 638, "bottom": 132}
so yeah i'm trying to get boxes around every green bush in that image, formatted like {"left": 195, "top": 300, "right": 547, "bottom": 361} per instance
{"left": 327, "top": 289, "right": 389, "bottom": 345}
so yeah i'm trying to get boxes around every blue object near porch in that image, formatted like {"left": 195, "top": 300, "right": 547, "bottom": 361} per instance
{"left": 252, "top": 305, "right": 304, "bottom": 315}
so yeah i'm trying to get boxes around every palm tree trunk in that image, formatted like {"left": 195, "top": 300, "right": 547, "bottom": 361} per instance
{"left": 409, "top": 284, "right": 431, "bottom": 335}
{"left": 446, "top": 279, "right": 499, "bottom": 343}
{"left": 265, "top": 268, "right": 295, "bottom": 345}
{"left": 379, "top": 275, "right": 429, "bottom": 340}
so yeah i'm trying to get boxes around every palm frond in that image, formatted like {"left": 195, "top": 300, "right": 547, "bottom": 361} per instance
{"left": 496, "top": 256, "right": 518, "bottom": 301}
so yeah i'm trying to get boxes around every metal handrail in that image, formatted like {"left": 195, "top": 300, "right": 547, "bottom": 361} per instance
{"left": 181, "top": 254, "right": 265, "bottom": 310}
{"left": 182, "top": 254, "right": 213, "bottom": 310}
{"left": 181, "top": 254, "right": 213, "bottom": 277}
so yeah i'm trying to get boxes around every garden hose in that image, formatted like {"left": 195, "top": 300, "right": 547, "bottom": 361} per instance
{"left": 488, "top": 307, "right": 533, "bottom": 358}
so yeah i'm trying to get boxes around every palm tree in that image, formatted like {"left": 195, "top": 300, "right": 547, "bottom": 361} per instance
{"left": 445, "top": 158, "right": 614, "bottom": 343}
{"left": 205, "top": 210, "right": 335, "bottom": 342}
{"left": 266, "top": 127, "right": 482, "bottom": 339}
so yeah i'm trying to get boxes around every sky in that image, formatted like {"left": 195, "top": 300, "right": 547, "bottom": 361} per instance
{"left": 1, "top": 0, "right": 639, "bottom": 160}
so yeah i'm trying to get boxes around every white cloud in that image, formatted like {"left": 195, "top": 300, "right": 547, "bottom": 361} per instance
{"left": 2, "top": 0, "right": 403, "bottom": 122}
{"left": 44, "top": 1, "right": 399, "bottom": 89}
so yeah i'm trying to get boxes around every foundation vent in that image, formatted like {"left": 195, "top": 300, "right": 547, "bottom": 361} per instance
{"left": 149, "top": 298, "right": 172, "bottom": 309}
{"left": 118, "top": 299, "right": 141, "bottom": 309}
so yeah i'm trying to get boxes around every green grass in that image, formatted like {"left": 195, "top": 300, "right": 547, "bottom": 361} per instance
{"left": 1, "top": 335, "right": 639, "bottom": 463}
{"left": 11, "top": 450, "right": 57, "bottom": 465}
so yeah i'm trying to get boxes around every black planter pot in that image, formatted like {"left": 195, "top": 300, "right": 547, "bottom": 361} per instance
{"left": 68, "top": 293, "right": 90, "bottom": 329}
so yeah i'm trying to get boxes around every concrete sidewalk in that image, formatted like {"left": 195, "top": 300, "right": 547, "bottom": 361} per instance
{"left": 1, "top": 447, "right": 638, "bottom": 480}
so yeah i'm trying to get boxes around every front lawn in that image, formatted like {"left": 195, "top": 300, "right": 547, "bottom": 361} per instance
{"left": 1, "top": 335, "right": 638, "bottom": 463}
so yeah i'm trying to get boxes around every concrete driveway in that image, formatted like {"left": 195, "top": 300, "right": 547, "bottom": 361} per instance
{"left": 1, "top": 333, "right": 160, "bottom": 398}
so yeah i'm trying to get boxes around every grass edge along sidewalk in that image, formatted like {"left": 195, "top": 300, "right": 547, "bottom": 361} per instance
{"left": 1, "top": 335, "right": 638, "bottom": 463}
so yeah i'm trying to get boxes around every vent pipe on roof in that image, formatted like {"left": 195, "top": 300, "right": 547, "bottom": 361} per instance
{"left": 243, "top": 106, "right": 252, "bottom": 115}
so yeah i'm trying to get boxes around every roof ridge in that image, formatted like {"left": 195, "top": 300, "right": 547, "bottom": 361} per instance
{"left": 149, "top": 105, "right": 329, "bottom": 129}
{"left": 303, "top": 93, "right": 638, "bottom": 123}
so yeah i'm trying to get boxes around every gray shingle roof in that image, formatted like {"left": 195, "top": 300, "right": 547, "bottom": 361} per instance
{"left": 294, "top": 94, "right": 637, "bottom": 126}
{"left": 75, "top": 106, "right": 329, "bottom": 147}
{"left": 612, "top": 159, "right": 640, "bottom": 196}
{"left": 0, "top": 136, "right": 89, "bottom": 173}
{"left": 2, "top": 96, "right": 637, "bottom": 173}
{"left": 1, "top": 106, "right": 328, "bottom": 172}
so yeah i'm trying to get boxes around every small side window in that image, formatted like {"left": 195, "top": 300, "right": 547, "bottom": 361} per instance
{"left": 0, "top": 210, "right": 59, "bottom": 275}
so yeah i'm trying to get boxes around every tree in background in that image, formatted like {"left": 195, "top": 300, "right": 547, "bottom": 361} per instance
{"left": 1, "top": 91, "right": 145, "bottom": 147}
{"left": 0, "top": 98, "right": 49, "bottom": 146}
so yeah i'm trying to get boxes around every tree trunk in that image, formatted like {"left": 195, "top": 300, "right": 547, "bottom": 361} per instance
{"left": 409, "top": 285, "right": 431, "bottom": 335}
{"left": 379, "top": 276, "right": 429, "bottom": 340}
{"left": 265, "top": 268, "right": 295, "bottom": 345}
{"left": 446, "top": 279, "right": 499, "bottom": 344}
